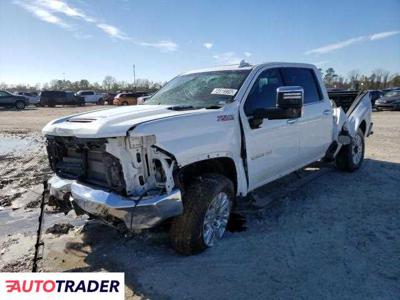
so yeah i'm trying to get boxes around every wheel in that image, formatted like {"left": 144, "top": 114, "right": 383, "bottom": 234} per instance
{"left": 122, "top": 102, "right": 128, "bottom": 106}
{"left": 15, "top": 100, "right": 26, "bottom": 110}
{"left": 96, "top": 98, "right": 104, "bottom": 105}
{"left": 169, "top": 173, "right": 234, "bottom": 255}
{"left": 335, "top": 128, "right": 365, "bottom": 172}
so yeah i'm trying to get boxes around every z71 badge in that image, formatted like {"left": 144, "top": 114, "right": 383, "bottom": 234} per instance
{"left": 217, "top": 115, "right": 234, "bottom": 122}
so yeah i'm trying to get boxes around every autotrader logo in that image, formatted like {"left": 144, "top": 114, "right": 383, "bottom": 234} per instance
{"left": 0, "top": 273, "right": 124, "bottom": 300}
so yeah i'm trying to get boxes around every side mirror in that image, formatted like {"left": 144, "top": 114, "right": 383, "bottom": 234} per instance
{"left": 276, "top": 86, "right": 304, "bottom": 111}
{"left": 249, "top": 86, "right": 304, "bottom": 129}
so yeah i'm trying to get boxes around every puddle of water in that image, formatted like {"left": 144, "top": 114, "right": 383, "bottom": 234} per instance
{"left": 0, "top": 136, "right": 41, "bottom": 156}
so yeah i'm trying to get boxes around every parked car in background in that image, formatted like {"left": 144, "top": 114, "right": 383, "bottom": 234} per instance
{"left": 103, "top": 93, "right": 117, "bottom": 105}
{"left": 137, "top": 93, "right": 153, "bottom": 105}
{"left": 75, "top": 90, "right": 105, "bottom": 105}
{"left": 375, "top": 90, "right": 400, "bottom": 110}
{"left": 368, "top": 90, "right": 384, "bottom": 108}
{"left": 40, "top": 91, "right": 84, "bottom": 107}
{"left": 15, "top": 91, "right": 40, "bottom": 105}
{"left": 0, "top": 90, "right": 29, "bottom": 109}
{"left": 382, "top": 87, "right": 400, "bottom": 93}
{"left": 113, "top": 92, "right": 148, "bottom": 106}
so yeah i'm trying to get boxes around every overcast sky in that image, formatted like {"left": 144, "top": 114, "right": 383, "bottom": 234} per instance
{"left": 0, "top": 0, "right": 399, "bottom": 85}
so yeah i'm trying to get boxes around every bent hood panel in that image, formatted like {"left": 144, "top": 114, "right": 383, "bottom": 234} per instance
{"left": 42, "top": 105, "right": 199, "bottom": 137}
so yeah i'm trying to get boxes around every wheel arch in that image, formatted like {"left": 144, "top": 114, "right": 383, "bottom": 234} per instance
{"left": 176, "top": 157, "right": 238, "bottom": 195}
{"left": 359, "top": 120, "right": 367, "bottom": 136}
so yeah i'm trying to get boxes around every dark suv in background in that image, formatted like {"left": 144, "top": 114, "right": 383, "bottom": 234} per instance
{"left": 40, "top": 91, "right": 84, "bottom": 107}
{"left": 0, "top": 90, "right": 29, "bottom": 109}
{"left": 375, "top": 89, "right": 400, "bottom": 111}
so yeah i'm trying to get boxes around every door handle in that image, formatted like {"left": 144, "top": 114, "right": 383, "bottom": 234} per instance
{"left": 323, "top": 109, "right": 332, "bottom": 115}
{"left": 287, "top": 119, "right": 297, "bottom": 124}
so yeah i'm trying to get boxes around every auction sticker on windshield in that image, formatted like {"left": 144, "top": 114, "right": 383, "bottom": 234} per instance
{"left": 211, "top": 88, "right": 238, "bottom": 96}
{"left": 0, "top": 273, "right": 124, "bottom": 300}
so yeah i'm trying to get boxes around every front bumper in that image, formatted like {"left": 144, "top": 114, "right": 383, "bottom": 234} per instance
{"left": 48, "top": 175, "right": 183, "bottom": 230}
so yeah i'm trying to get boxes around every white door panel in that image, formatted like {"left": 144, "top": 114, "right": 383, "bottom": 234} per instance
{"left": 298, "top": 100, "right": 332, "bottom": 162}
{"left": 246, "top": 118, "right": 299, "bottom": 191}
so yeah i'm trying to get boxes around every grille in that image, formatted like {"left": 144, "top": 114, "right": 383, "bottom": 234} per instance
{"left": 46, "top": 136, "right": 125, "bottom": 194}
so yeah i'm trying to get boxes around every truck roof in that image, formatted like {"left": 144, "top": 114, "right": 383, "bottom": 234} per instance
{"left": 182, "top": 62, "right": 317, "bottom": 75}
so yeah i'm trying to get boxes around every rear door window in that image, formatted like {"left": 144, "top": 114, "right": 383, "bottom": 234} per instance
{"left": 281, "top": 68, "right": 322, "bottom": 104}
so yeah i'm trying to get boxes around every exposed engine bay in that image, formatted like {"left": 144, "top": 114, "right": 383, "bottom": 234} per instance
{"left": 46, "top": 134, "right": 176, "bottom": 197}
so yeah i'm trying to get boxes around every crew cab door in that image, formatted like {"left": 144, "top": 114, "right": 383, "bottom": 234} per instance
{"left": 280, "top": 68, "right": 333, "bottom": 163}
{"left": 241, "top": 68, "right": 300, "bottom": 191}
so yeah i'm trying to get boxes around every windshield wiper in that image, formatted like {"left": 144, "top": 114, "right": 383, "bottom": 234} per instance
{"left": 168, "top": 105, "right": 197, "bottom": 111}
{"left": 204, "top": 105, "right": 223, "bottom": 109}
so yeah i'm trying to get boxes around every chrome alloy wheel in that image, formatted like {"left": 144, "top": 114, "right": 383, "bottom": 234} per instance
{"left": 351, "top": 133, "right": 363, "bottom": 165}
{"left": 202, "top": 192, "right": 231, "bottom": 247}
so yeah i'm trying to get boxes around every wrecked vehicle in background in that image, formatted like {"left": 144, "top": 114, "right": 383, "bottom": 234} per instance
{"left": 43, "top": 62, "right": 372, "bottom": 255}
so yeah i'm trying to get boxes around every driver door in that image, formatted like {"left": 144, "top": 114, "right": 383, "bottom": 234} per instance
{"left": 242, "top": 68, "right": 300, "bottom": 191}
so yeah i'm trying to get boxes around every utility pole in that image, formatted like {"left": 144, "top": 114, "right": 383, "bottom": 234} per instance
{"left": 133, "top": 64, "right": 136, "bottom": 92}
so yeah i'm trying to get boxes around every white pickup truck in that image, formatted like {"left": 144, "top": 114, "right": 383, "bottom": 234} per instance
{"left": 43, "top": 62, "right": 372, "bottom": 255}
{"left": 75, "top": 90, "right": 105, "bottom": 105}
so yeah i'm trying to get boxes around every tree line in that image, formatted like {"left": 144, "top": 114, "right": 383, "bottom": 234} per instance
{"left": 0, "top": 76, "right": 165, "bottom": 93}
{"left": 1, "top": 69, "right": 399, "bottom": 93}
{"left": 321, "top": 68, "right": 400, "bottom": 90}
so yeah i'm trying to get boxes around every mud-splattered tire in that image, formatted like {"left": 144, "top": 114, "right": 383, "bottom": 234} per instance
{"left": 169, "top": 174, "right": 234, "bottom": 255}
{"left": 335, "top": 128, "right": 365, "bottom": 172}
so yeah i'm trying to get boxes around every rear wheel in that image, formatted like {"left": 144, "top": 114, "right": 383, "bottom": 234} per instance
{"left": 335, "top": 128, "right": 365, "bottom": 172}
{"left": 122, "top": 101, "right": 128, "bottom": 106}
{"left": 15, "top": 100, "right": 26, "bottom": 110}
{"left": 96, "top": 98, "right": 104, "bottom": 105}
{"left": 169, "top": 174, "right": 234, "bottom": 255}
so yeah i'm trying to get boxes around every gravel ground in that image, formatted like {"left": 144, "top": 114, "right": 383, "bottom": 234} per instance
{"left": 0, "top": 108, "right": 399, "bottom": 299}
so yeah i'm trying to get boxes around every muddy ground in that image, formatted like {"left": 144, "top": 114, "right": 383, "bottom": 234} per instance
{"left": 0, "top": 106, "right": 399, "bottom": 299}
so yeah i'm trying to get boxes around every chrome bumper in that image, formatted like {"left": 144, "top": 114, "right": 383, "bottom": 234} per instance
{"left": 48, "top": 175, "right": 183, "bottom": 230}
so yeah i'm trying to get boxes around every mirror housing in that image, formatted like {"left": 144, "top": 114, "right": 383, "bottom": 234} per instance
{"left": 249, "top": 86, "right": 304, "bottom": 129}
{"left": 276, "top": 86, "right": 304, "bottom": 110}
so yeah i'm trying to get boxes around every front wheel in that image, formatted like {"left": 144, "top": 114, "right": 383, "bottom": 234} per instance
{"left": 169, "top": 174, "right": 234, "bottom": 255}
{"left": 15, "top": 100, "right": 26, "bottom": 110}
{"left": 335, "top": 128, "right": 365, "bottom": 172}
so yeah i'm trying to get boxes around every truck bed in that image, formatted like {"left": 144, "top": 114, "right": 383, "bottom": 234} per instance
{"left": 328, "top": 90, "right": 360, "bottom": 113}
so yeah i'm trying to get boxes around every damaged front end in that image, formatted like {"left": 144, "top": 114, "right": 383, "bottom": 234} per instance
{"left": 46, "top": 134, "right": 182, "bottom": 230}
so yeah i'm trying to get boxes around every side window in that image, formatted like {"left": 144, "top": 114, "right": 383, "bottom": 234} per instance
{"left": 280, "top": 68, "right": 321, "bottom": 104}
{"left": 244, "top": 68, "right": 283, "bottom": 116}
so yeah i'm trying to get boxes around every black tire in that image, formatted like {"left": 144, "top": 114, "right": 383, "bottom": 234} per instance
{"left": 122, "top": 101, "right": 128, "bottom": 106}
{"left": 335, "top": 128, "right": 365, "bottom": 172}
{"left": 169, "top": 173, "right": 234, "bottom": 255}
{"left": 15, "top": 100, "right": 26, "bottom": 110}
{"left": 96, "top": 98, "right": 104, "bottom": 105}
